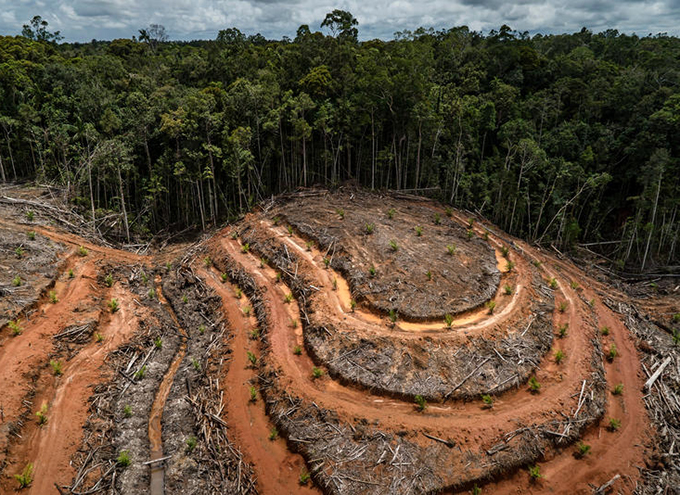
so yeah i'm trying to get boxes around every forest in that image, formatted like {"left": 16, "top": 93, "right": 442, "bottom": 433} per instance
{"left": 0, "top": 11, "right": 679, "bottom": 272}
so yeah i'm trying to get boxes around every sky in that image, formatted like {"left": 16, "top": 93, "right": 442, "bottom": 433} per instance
{"left": 1, "top": 0, "right": 679, "bottom": 42}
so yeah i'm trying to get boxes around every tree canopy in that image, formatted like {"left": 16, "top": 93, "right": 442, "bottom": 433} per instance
{"left": 0, "top": 14, "right": 678, "bottom": 271}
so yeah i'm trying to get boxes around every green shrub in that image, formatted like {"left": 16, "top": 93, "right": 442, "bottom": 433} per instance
{"left": 415, "top": 226, "right": 423, "bottom": 236}
{"left": 186, "top": 436, "right": 198, "bottom": 453}
{"left": 365, "top": 223, "right": 374, "bottom": 234}
{"left": 612, "top": 383, "right": 624, "bottom": 395}
{"left": 486, "top": 300, "right": 496, "bottom": 314}
{"left": 293, "top": 345, "right": 302, "bottom": 355}
{"left": 434, "top": 213, "right": 441, "bottom": 225}
{"left": 15, "top": 246, "right": 24, "bottom": 257}
{"left": 27, "top": 231, "right": 36, "bottom": 240}
{"left": 9, "top": 320, "right": 22, "bottom": 336}
{"left": 444, "top": 314, "right": 454, "bottom": 328}
{"left": 247, "top": 351, "right": 257, "bottom": 366}
{"left": 558, "top": 324, "right": 568, "bottom": 338}
{"left": 242, "top": 306, "right": 251, "bottom": 316}
{"left": 481, "top": 394, "right": 493, "bottom": 409}
{"left": 241, "top": 243, "right": 250, "bottom": 253}
{"left": 554, "top": 349, "right": 565, "bottom": 364}
{"left": 305, "top": 241, "right": 314, "bottom": 251}
{"left": 290, "top": 318, "right": 298, "bottom": 329}
{"left": 284, "top": 293, "right": 294, "bottom": 303}
{"left": 608, "top": 418, "right": 621, "bottom": 431}
{"left": 154, "top": 337, "right": 162, "bottom": 349}
{"left": 446, "top": 244, "right": 456, "bottom": 256}
{"left": 350, "top": 299, "right": 357, "bottom": 312}
{"left": 387, "top": 208, "right": 396, "bottom": 219}
{"left": 466, "top": 229, "right": 474, "bottom": 239}
{"left": 269, "top": 428, "right": 279, "bottom": 441}
{"left": 312, "top": 367, "right": 324, "bottom": 379}
{"left": 108, "top": 299, "right": 119, "bottom": 313}
{"left": 104, "top": 274, "right": 114, "bottom": 287}
{"left": 575, "top": 442, "right": 591, "bottom": 458}
{"left": 570, "top": 281, "right": 580, "bottom": 290}
{"left": 445, "top": 207, "right": 453, "bottom": 217}
{"left": 221, "top": 273, "right": 228, "bottom": 283}
{"left": 36, "top": 403, "right": 48, "bottom": 426}
{"left": 414, "top": 395, "right": 427, "bottom": 411}
{"left": 123, "top": 405, "right": 132, "bottom": 418}
{"left": 50, "top": 359, "right": 63, "bottom": 376}
{"left": 95, "top": 332, "right": 104, "bottom": 343}
{"left": 249, "top": 386, "right": 257, "bottom": 402}
{"left": 249, "top": 329, "right": 260, "bottom": 340}
{"left": 48, "top": 290, "right": 58, "bottom": 304}
{"left": 528, "top": 376, "right": 541, "bottom": 394}
{"left": 299, "top": 468, "right": 311, "bottom": 485}
{"left": 134, "top": 365, "right": 146, "bottom": 380}
{"left": 12, "top": 275, "right": 21, "bottom": 287}
{"left": 368, "top": 266, "right": 376, "bottom": 277}
{"left": 272, "top": 216, "right": 280, "bottom": 226}
{"left": 600, "top": 326, "right": 610, "bottom": 336}
{"left": 500, "top": 246, "right": 509, "bottom": 257}
{"left": 234, "top": 288, "right": 242, "bottom": 298}
{"left": 78, "top": 245, "right": 88, "bottom": 257}
{"left": 287, "top": 225, "right": 293, "bottom": 236}
{"left": 504, "top": 284, "right": 513, "bottom": 295}
{"left": 389, "top": 239, "right": 399, "bottom": 251}
{"left": 506, "top": 261, "right": 516, "bottom": 272}
{"left": 166, "top": 262, "right": 172, "bottom": 271}
{"left": 203, "top": 256, "right": 212, "bottom": 267}
{"left": 336, "top": 208, "right": 345, "bottom": 219}
{"left": 231, "top": 231, "right": 239, "bottom": 239}
{"left": 26, "top": 211, "right": 34, "bottom": 221}
{"left": 388, "top": 309, "right": 397, "bottom": 323}
{"left": 323, "top": 257, "right": 330, "bottom": 268}
{"left": 558, "top": 301, "right": 568, "bottom": 313}
{"left": 13, "top": 463, "right": 33, "bottom": 489}
{"left": 425, "top": 270, "right": 432, "bottom": 281}
{"left": 68, "top": 269, "right": 74, "bottom": 279}
{"left": 607, "top": 344, "right": 618, "bottom": 361}
{"left": 528, "top": 465, "right": 542, "bottom": 481}
{"left": 549, "top": 277, "right": 558, "bottom": 289}
{"left": 117, "top": 450, "right": 131, "bottom": 467}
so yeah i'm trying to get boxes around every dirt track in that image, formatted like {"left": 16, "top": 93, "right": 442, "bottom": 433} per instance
{"left": 0, "top": 187, "right": 669, "bottom": 494}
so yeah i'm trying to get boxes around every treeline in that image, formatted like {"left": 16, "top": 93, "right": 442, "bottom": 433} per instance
{"left": 0, "top": 12, "right": 679, "bottom": 271}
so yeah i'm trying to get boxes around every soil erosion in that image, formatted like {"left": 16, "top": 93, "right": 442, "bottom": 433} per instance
{"left": 0, "top": 186, "right": 677, "bottom": 494}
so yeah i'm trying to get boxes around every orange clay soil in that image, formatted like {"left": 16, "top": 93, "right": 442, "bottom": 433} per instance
{"left": 204, "top": 198, "right": 651, "bottom": 494}
{"left": 200, "top": 266, "right": 319, "bottom": 495}
{"left": 0, "top": 232, "right": 149, "bottom": 494}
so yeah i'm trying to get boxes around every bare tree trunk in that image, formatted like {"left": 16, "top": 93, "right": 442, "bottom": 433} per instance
{"left": 641, "top": 170, "right": 662, "bottom": 271}
{"left": 117, "top": 162, "right": 130, "bottom": 243}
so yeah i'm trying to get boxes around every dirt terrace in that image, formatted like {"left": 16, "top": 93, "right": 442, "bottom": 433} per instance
{"left": 0, "top": 186, "right": 675, "bottom": 494}
{"left": 269, "top": 190, "right": 500, "bottom": 320}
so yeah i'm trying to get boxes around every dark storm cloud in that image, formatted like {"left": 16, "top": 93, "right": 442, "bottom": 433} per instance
{"left": 0, "top": 0, "right": 678, "bottom": 42}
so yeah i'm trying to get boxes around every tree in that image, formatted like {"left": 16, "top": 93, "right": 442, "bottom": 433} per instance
{"left": 21, "top": 16, "right": 63, "bottom": 43}
{"left": 321, "top": 10, "right": 359, "bottom": 42}
{"left": 138, "top": 24, "right": 168, "bottom": 53}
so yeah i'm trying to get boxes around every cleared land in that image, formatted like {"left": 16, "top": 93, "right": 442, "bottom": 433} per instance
{"left": 0, "top": 186, "right": 677, "bottom": 494}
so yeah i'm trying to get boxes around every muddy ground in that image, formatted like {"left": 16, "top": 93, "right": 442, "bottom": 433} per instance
{"left": 0, "top": 185, "right": 678, "bottom": 494}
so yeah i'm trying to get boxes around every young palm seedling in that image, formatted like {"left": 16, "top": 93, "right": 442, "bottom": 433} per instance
{"left": 558, "top": 301, "right": 568, "bottom": 313}
{"left": 389, "top": 239, "right": 399, "bottom": 251}
{"left": 608, "top": 418, "right": 621, "bottom": 431}
{"left": 504, "top": 284, "right": 513, "bottom": 295}
{"left": 414, "top": 395, "right": 427, "bottom": 411}
{"left": 554, "top": 349, "right": 565, "bottom": 364}
{"left": 36, "top": 403, "right": 48, "bottom": 426}
{"left": 68, "top": 269, "right": 74, "bottom": 279}
{"left": 123, "top": 405, "right": 133, "bottom": 418}
{"left": 247, "top": 351, "right": 257, "bottom": 367}
{"left": 549, "top": 277, "right": 558, "bottom": 289}
{"left": 26, "top": 210, "right": 34, "bottom": 221}
{"left": 528, "top": 465, "right": 542, "bottom": 481}
{"left": 269, "top": 428, "right": 279, "bottom": 441}
{"left": 528, "top": 376, "right": 541, "bottom": 394}
{"left": 12, "top": 275, "right": 21, "bottom": 287}
{"left": 612, "top": 383, "right": 624, "bottom": 395}
{"left": 293, "top": 345, "right": 302, "bottom": 355}
{"left": 365, "top": 223, "right": 374, "bottom": 234}
{"left": 506, "top": 261, "right": 516, "bottom": 272}
{"left": 9, "top": 320, "right": 22, "bottom": 336}
{"left": 433, "top": 213, "right": 441, "bottom": 225}
{"left": 444, "top": 314, "right": 454, "bottom": 328}
{"left": 558, "top": 324, "right": 568, "bottom": 338}
{"left": 486, "top": 300, "right": 496, "bottom": 314}
{"left": 241, "top": 243, "right": 250, "bottom": 253}
{"left": 154, "top": 337, "right": 163, "bottom": 349}
{"left": 27, "top": 231, "right": 36, "bottom": 240}
{"left": 134, "top": 365, "right": 147, "bottom": 380}
{"left": 78, "top": 245, "right": 88, "bottom": 257}
{"left": 368, "top": 266, "right": 376, "bottom": 277}
{"left": 447, "top": 244, "right": 457, "bottom": 256}
{"left": 312, "top": 367, "right": 324, "bottom": 379}
{"left": 15, "top": 246, "right": 24, "bottom": 258}
{"left": 388, "top": 309, "right": 398, "bottom": 323}
{"left": 575, "top": 442, "right": 591, "bottom": 459}
{"left": 13, "top": 463, "right": 33, "bottom": 489}
{"left": 284, "top": 293, "right": 294, "bottom": 303}
{"left": 607, "top": 344, "right": 618, "bottom": 362}
{"left": 48, "top": 290, "right": 58, "bottom": 304}
{"left": 50, "top": 359, "right": 63, "bottom": 376}
{"left": 299, "top": 468, "right": 311, "bottom": 485}
{"left": 249, "top": 386, "right": 257, "bottom": 402}
{"left": 104, "top": 274, "right": 114, "bottom": 287}
{"left": 108, "top": 298, "right": 119, "bottom": 313}
{"left": 221, "top": 273, "right": 228, "bottom": 283}
{"left": 387, "top": 208, "right": 396, "bottom": 219}
{"left": 323, "top": 257, "right": 330, "bottom": 269}
{"left": 481, "top": 394, "right": 494, "bottom": 409}
{"left": 117, "top": 450, "right": 131, "bottom": 467}
{"left": 336, "top": 208, "right": 345, "bottom": 219}
{"left": 600, "top": 326, "right": 610, "bottom": 336}
{"left": 415, "top": 226, "right": 423, "bottom": 236}
{"left": 186, "top": 436, "right": 197, "bottom": 453}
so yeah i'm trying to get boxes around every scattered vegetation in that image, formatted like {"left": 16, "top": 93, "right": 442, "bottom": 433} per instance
{"left": 123, "top": 405, "right": 132, "bottom": 418}
{"left": 481, "top": 394, "right": 494, "bottom": 409}
{"left": 312, "top": 367, "right": 324, "bottom": 379}
{"left": 269, "top": 428, "right": 279, "bottom": 441}
{"left": 134, "top": 365, "right": 146, "bottom": 380}
{"left": 558, "top": 301, "right": 568, "bottom": 313}
{"left": 444, "top": 313, "right": 454, "bottom": 328}
{"left": 299, "top": 468, "right": 311, "bottom": 485}
{"left": 558, "top": 324, "right": 568, "bottom": 338}
{"left": 48, "top": 290, "right": 58, "bottom": 304}
{"left": 528, "top": 465, "right": 542, "bottom": 481}
{"left": 247, "top": 351, "right": 257, "bottom": 367}
{"left": 446, "top": 244, "right": 456, "bottom": 255}
{"left": 600, "top": 326, "right": 610, "bottom": 336}
{"left": 389, "top": 239, "right": 399, "bottom": 251}
{"left": 504, "top": 284, "right": 513, "bottom": 295}
{"left": 36, "top": 403, "right": 48, "bottom": 426}
{"left": 154, "top": 337, "right": 163, "bottom": 349}
{"left": 186, "top": 436, "right": 198, "bottom": 453}
{"left": 528, "top": 376, "right": 541, "bottom": 394}
{"left": 104, "top": 273, "right": 114, "bottom": 287}
{"left": 13, "top": 463, "right": 33, "bottom": 489}
{"left": 9, "top": 320, "right": 22, "bottom": 336}
{"left": 387, "top": 208, "right": 395, "bottom": 219}
{"left": 15, "top": 246, "right": 24, "bottom": 258}
{"left": 27, "top": 230, "right": 36, "bottom": 240}
{"left": 554, "top": 349, "right": 565, "bottom": 364}
{"left": 549, "top": 277, "right": 558, "bottom": 289}
{"left": 414, "top": 395, "right": 427, "bottom": 411}
{"left": 607, "top": 344, "right": 618, "bottom": 361}
{"left": 108, "top": 298, "right": 119, "bottom": 313}
{"left": 249, "top": 386, "right": 258, "bottom": 402}
{"left": 50, "top": 359, "right": 63, "bottom": 376}
{"left": 415, "top": 226, "right": 423, "bottom": 236}
{"left": 575, "top": 442, "right": 591, "bottom": 458}
{"left": 608, "top": 418, "right": 622, "bottom": 431}
{"left": 241, "top": 243, "right": 250, "bottom": 253}
{"left": 365, "top": 223, "right": 374, "bottom": 234}
{"left": 486, "top": 300, "right": 496, "bottom": 314}
{"left": 612, "top": 383, "right": 624, "bottom": 395}
{"left": 203, "top": 256, "right": 212, "bottom": 267}
{"left": 293, "top": 345, "right": 302, "bottom": 355}
{"left": 12, "top": 275, "right": 21, "bottom": 287}
{"left": 78, "top": 245, "right": 88, "bottom": 257}
{"left": 117, "top": 450, "right": 131, "bottom": 467}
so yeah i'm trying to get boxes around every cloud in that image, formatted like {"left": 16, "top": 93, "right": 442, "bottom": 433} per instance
{"left": 0, "top": 0, "right": 678, "bottom": 42}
